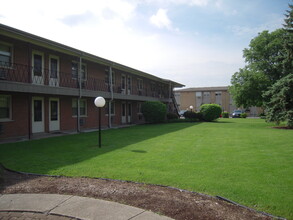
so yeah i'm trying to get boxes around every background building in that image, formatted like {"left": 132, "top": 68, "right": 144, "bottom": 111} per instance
{"left": 175, "top": 86, "right": 262, "bottom": 116}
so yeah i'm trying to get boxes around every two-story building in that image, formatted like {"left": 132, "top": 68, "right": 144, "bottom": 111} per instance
{"left": 0, "top": 24, "right": 183, "bottom": 140}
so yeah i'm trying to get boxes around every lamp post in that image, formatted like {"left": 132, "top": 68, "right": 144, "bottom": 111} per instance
{"left": 94, "top": 96, "right": 106, "bottom": 148}
{"left": 190, "top": 105, "right": 194, "bottom": 112}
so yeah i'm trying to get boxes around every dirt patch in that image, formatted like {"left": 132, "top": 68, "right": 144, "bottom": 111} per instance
{"left": 0, "top": 169, "right": 273, "bottom": 220}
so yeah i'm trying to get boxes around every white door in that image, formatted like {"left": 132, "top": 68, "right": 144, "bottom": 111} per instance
{"left": 32, "top": 97, "right": 44, "bottom": 133}
{"left": 121, "top": 103, "right": 126, "bottom": 124}
{"left": 128, "top": 103, "right": 132, "bottom": 123}
{"left": 49, "top": 98, "right": 60, "bottom": 131}
{"left": 32, "top": 51, "right": 44, "bottom": 85}
{"left": 49, "top": 56, "right": 59, "bottom": 87}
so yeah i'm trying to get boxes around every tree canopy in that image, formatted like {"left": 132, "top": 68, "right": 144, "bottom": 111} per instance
{"left": 229, "top": 4, "right": 293, "bottom": 127}
{"left": 229, "top": 28, "right": 286, "bottom": 108}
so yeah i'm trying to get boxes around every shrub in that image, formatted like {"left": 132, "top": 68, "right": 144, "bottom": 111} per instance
{"left": 183, "top": 111, "right": 203, "bottom": 121}
{"left": 222, "top": 112, "right": 229, "bottom": 118}
{"left": 200, "top": 104, "right": 222, "bottom": 122}
{"left": 240, "top": 113, "right": 247, "bottom": 118}
{"left": 141, "top": 101, "right": 167, "bottom": 123}
{"left": 167, "top": 112, "right": 178, "bottom": 120}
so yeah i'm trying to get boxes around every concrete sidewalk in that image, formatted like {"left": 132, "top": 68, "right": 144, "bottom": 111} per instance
{"left": 0, "top": 194, "right": 173, "bottom": 220}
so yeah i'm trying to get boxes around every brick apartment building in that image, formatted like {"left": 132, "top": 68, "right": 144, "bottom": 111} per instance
{"left": 0, "top": 24, "right": 183, "bottom": 140}
{"left": 175, "top": 87, "right": 262, "bottom": 116}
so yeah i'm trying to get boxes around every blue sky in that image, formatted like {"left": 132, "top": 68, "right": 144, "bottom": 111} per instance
{"left": 0, "top": 0, "right": 291, "bottom": 88}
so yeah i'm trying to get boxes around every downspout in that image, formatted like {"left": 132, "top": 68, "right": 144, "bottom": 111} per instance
{"left": 108, "top": 65, "right": 114, "bottom": 128}
{"left": 28, "top": 43, "right": 32, "bottom": 139}
{"left": 77, "top": 55, "right": 82, "bottom": 133}
{"left": 169, "top": 81, "right": 172, "bottom": 112}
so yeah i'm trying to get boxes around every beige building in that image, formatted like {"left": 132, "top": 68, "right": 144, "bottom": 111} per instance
{"left": 175, "top": 86, "right": 262, "bottom": 116}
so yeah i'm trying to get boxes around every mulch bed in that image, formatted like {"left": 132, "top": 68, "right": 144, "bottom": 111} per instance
{"left": 0, "top": 168, "right": 276, "bottom": 220}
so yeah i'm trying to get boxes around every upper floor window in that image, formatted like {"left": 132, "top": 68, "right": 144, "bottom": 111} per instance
{"left": 0, "top": 95, "right": 11, "bottom": 121}
{"left": 72, "top": 62, "right": 86, "bottom": 80}
{"left": 105, "top": 68, "right": 115, "bottom": 85}
{"left": 0, "top": 42, "right": 13, "bottom": 67}
{"left": 138, "top": 79, "right": 143, "bottom": 90}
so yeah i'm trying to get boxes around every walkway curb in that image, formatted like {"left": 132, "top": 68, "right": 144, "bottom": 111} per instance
{"left": 0, "top": 194, "right": 173, "bottom": 220}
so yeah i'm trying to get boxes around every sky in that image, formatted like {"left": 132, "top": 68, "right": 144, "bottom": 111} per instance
{"left": 0, "top": 0, "right": 291, "bottom": 88}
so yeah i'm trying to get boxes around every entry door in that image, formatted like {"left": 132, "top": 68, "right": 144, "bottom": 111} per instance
{"left": 49, "top": 56, "right": 59, "bottom": 87}
{"left": 128, "top": 103, "right": 132, "bottom": 123}
{"left": 127, "top": 75, "right": 131, "bottom": 95}
{"left": 49, "top": 98, "right": 60, "bottom": 131}
{"left": 121, "top": 103, "right": 126, "bottom": 124}
{"left": 121, "top": 75, "right": 126, "bottom": 94}
{"left": 32, "top": 51, "right": 44, "bottom": 85}
{"left": 32, "top": 97, "right": 44, "bottom": 133}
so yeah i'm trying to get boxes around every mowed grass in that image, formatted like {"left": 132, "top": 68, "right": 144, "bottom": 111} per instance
{"left": 0, "top": 119, "right": 292, "bottom": 219}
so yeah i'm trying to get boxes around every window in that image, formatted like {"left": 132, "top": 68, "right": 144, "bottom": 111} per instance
{"left": 105, "top": 101, "right": 115, "bottom": 115}
{"left": 138, "top": 79, "right": 143, "bottom": 90}
{"left": 49, "top": 56, "right": 59, "bottom": 79}
{"left": 105, "top": 69, "right": 115, "bottom": 85}
{"left": 196, "top": 92, "right": 202, "bottom": 97}
{"left": 137, "top": 103, "right": 143, "bottom": 120}
{"left": 0, "top": 95, "right": 11, "bottom": 121}
{"left": 72, "top": 62, "right": 86, "bottom": 80}
{"left": 72, "top": 99, "right": 87, "bottom": 116}
{"left": 32, "top": 52, "right": 44, "bottom": 77}
{"left": 0, "top": 42, "right": 12, "bottom": 67}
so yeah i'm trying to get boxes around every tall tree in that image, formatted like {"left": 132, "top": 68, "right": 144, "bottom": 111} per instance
{"left": 283, "top": 4, "right": 293, "bottom": 75}
{"left": 229, "top": 29, "right": 286, "bottom": 108}
{"left": 263, "top": 4, "right": 293, "bottom": 127}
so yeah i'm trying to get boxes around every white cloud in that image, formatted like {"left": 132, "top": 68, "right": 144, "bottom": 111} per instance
{"left": 150, "top": 9, "right": 172, "bottom": 30}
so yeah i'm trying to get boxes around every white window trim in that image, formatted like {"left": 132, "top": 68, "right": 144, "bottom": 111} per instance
{"left": 72, "top": 98, "right": 87, "bottom": 117}
{"left": 0, "top": 95, "right": 12, "bottom": 122}
{"left": 72, "top": 61, "right": 87, "bottom": 81}
{"left": 0, "top": 41, "right": 13, "bottom": 68}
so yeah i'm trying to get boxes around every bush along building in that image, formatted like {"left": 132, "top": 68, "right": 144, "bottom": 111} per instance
{"left": 0, "top": 24, "right": 183, "bottom": 140}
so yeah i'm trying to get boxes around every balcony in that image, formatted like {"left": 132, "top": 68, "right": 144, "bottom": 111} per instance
{"left": 0, "top": 63, "right": 171, "bottom": 102}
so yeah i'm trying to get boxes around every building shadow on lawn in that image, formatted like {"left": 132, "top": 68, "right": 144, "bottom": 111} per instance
{"left": 0, "top": 122, "right": 200, "bottom": 179}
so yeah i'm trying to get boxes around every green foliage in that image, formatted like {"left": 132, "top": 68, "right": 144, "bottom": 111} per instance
{"left": 200, "top": 104, "right": 222, "bottom": 121}
{"left": 183, "top": 111, "right": 203, "bottom": 121}
{"left": 141, "top": 101, "right": 167, "bottom": 123}
{"left": 229, "top": 29, "right": 287, "bottom": 108}
{"left": 229, "top": 67, "right": 270, "bottom": 108}
{"left": 240, "top": 113, "right": 247, "bottom": 118}
{"left": 243, "top": 29, "right": 287, "bottom": 81}
{"left": 222, "top": 112, "right": 229, "bottom": 118}
{"left": 166, "top": 112, "right": 178, "bottom": 120}
{"left": 283, "top": 4, "right": 293, "bottom": 76}
{"left": 263, "top": 74, "right": 293, "bottom": 128}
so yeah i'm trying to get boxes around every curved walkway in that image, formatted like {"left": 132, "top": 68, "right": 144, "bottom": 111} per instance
{"left": 0, "top": 194, "right": 173, "bottom": 220}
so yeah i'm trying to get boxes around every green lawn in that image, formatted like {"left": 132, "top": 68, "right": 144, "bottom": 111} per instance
{"left": 0, "top": 119, "right": 292, "bottom": 219}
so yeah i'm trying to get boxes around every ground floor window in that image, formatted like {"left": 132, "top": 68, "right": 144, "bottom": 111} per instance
{"left": 105, "top": 101, "right": 115, "bottom": 116}
{"left": 0, "top": 95, "right": 11, "bottom": 121}
{"left": 72, "top": 98, "right": 87, "bottom": 116}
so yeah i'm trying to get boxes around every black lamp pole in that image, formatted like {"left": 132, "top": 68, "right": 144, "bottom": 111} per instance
{"left": 99, "top": 107, "right": 101, "bottom": 148}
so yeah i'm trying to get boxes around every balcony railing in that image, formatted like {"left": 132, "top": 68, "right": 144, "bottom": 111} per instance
{"left": 0, "top": 62, "right": 170, "bottom": 99}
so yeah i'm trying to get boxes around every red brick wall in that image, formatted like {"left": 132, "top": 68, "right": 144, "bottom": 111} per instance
{"left": 0, "top": 92, "right": 29, "bottom": 139}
